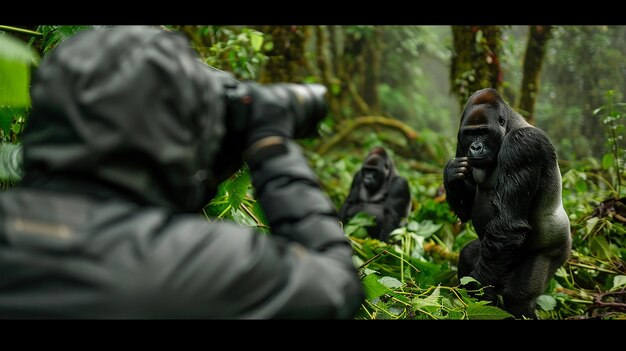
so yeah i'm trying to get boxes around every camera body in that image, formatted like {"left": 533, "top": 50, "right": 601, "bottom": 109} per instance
{"left": 210, "top": 77, "right": 328, "bottom": 184}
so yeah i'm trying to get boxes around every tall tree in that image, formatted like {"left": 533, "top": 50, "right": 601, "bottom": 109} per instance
{"left": 312, "top": 26, "right": 382, "bottom": 120}
{"left": 450, "top": 26, "right": 502, "bottom": 110}
{"left": 258, "top": 26, "right": 311, "bottom": 84}
{"left": 518, "top": 25, "right": 552, "bottom": 125}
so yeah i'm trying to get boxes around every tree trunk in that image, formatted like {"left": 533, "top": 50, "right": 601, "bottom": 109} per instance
{"left": 258, "top": 26, "right": 310, "bottom": 83}
{"left": 518, "top": 25, "right": 552, "bottom": 125}
{"left": 450, "top": 26, "right": 503, "bottom": 111}
{"left": 362, "top": 27, "right": 383, "bottom": 114}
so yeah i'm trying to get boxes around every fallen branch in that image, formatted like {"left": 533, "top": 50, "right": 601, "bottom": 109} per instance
{"left": 316, "top": 116, "right": 422, "bottom": 156}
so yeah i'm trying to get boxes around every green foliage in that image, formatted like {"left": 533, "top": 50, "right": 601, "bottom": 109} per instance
{"left": 594, "top": 90, "right": 626, "bottom": 198}
{"left": 344, "top": 212, "right": 376, "bottom": 239}
{"left": 203, "top": 166, "right": 269, "bottom": 232}
{"left": 536, "top": 26, "right": 626, "bottom": 161}
{"left": 379, "top": 26, "right": 457, "bottom": 137}
{"left": 201, "top": 27, "right": 269, "bottom": 80}
{"left": 0, "top": 32, "right": 38, "bottom": 107}
{"left": 465, "top": 303, "right": 513, "bottom": 320}
{"left": 33, "top": 25, "right": 92, "bottom": 54}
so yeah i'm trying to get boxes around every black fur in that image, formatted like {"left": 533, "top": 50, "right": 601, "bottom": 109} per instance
{"left": 340, "top": 147, "right": 411, "bottom": 242}
{"left": 444, "top": 88, "right": 571, "bottom": 318}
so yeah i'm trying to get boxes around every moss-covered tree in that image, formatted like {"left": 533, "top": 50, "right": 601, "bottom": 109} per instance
{"left": 518, "top": 25, "right": 552, "bottom": 125}
{"left": 450, "top": 26, "right": 502, "bottom": 110}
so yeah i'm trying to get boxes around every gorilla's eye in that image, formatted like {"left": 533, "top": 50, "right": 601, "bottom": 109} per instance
{"left": 498, "top": 116, "right": 506, "bottom": 126}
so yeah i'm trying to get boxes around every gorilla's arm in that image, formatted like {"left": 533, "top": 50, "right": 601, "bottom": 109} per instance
{"left": 339, "top": 171, "right": 362, "bottom": 223}
{"left": 470, "top": 127, "right": 546, "bottom": 288}
{"left": 443, "top": 157, "right": 476, "bottom": 222}
{"left": 380, "top": 177, "right": 411, "bottom": 242}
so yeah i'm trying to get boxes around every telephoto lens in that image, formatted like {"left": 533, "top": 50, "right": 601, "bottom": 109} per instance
{"left": 260, "top": 83, "right": 328, "bottom": 138}
{"left": 224, "top": 82, "right": 328, "bottom": 139}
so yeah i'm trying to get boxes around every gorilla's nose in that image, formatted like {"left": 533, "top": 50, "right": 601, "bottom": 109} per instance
{"left": 470, "top": 143, "right": 483, "bottom": 154}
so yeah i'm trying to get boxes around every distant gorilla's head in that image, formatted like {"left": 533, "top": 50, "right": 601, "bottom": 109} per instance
{"left": 361, "top": 147, "right": 392, "bottom": 192}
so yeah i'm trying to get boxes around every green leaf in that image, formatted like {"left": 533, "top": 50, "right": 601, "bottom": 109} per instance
{"left": 378, "top": 276, "right": 402, "bottom": 289}
{"left": 362, "top": 274, "right": 392, "bottom": 300}
{"left": 585, "top": 217, "right": 599, "bottom": 235}
{"left": 0, "top": 34, "right": 38, "bottom": 107}
{"left": 590, "top": 235, "right": 615, "bottom": 259}
{"left": 230, "top": 207, "right": 257, "bottom": 227}
{"left": 344, "top": 212, "right": 376, "bottom": 237}
{"left": 413, "top": 220, "right": 442, "bottom": 238}
{"left": 249, "top": 31, "right": 263, "bottom": 52}
{"left": 225, "top": 166, "right": 250, "bottom": 209}
{"left": 413, "top": 286, "right": 442, "bottom": 311}
{"left": 38, "top": 25, "right": 92, "bottom": 53}
{"left": 613, "top": 275, "right": 626, "bottom": 290}
{"left": 536, "top": 295, "right": 557, "bottom": 311}
{"left": 347, "top": 227, "right": 369, "bottom": 238}
{"left": 407, "top": 220, "right": 419, "bottom": 232}
{"left": 602, "top": 153, "right": 614, "bottom": 170}
{"left": 0, "top": 33, "right": 39, "bottom": 64}
{"left": 466, "top": 304, "right": 513, "bottom": 320}
{"left": 460, "top": 276, "right": 479, "bottom": 286}
{"left": 346, "top": 212, "right": 377, "bottom": 227}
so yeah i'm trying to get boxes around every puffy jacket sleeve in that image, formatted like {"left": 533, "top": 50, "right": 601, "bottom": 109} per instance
{"left": 146, "top": 141, "right": 364, "bottom": 319}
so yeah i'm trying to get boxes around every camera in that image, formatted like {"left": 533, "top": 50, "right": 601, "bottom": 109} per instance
{"left": 223, "top": 81, "right": 328, "bottom": 140}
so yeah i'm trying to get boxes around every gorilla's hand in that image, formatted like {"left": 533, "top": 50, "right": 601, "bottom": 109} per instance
{"left": 444, "top": 157, "right": 472, "bottom": 183}
{"left": 244, "top": 82, "right": 295, "bottom": 148}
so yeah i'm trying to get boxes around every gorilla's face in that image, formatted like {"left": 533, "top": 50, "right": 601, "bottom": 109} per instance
{"left": 458, "top": 102, "right": 506, "bottom": 169}
{"left": 362, "top": 167, "right": 385, "bottom": 192}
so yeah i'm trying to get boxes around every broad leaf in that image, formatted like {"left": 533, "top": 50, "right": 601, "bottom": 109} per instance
{"left": 536, "top": 295, "right": 557, "bottom": 311}
{"left": 362, "top": 274, "right": 392, "bottom": 300}
{"left": 613, "top": 275, "right": 626, "bottom": 290}
{"left": 585, "top": 217, "right": 599, "bottom": 235}
{"left": 413, "top": 220, "right": 442, "bottom": 238}
{"left": 460, "top": 276, "right": 479, "bottom": 286}
{"left": 590, "top": 235, "right": 615, "bottom": 259}
{"left": 249, "top": 31, "right": 264, "bottom": 52}
{"left": 344, "top": 212, "right": 376, "bottom": 237}
{"left": 225, "top": 166, "right": 250, "bottom": 209}
{"left": 378, "top": 276, "right": 402, "bottom": 289}
{"left": 0, "top": 34, "right": 38, "bottom": 107}
{"left": 413, "top": 286, "right": 441, "bottom": 309}
{"left": 466, "top": 304, "right": 513, "bottom": 320}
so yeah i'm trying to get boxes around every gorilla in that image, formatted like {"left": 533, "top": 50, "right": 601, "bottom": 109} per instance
{"left": 444, "top": 88, "right": 571, "bottom": 318}
{"left": 340, "top": 147, "right": 411, "bottom": 242}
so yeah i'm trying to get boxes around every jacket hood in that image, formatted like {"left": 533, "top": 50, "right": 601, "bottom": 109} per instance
{"left": 22, "top": 26, "right": 231, "bottom": 212}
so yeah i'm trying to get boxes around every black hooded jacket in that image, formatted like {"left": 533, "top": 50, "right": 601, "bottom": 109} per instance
{"left": 0, "top": 26, "right": 364, "bottom": 318}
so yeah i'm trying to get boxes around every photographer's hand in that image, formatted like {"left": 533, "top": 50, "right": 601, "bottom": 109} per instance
{"left": 243, "top": 83, "right": 295, "bottom": 148}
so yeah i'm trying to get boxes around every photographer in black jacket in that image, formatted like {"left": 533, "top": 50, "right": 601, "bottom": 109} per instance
{"left": 0, "top": 26, "right": 364, "bottom": 318}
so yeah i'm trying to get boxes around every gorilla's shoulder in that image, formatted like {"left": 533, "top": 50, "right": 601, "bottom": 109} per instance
{"left": 501, "top": 126, "right": 556, "bottom": 164}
